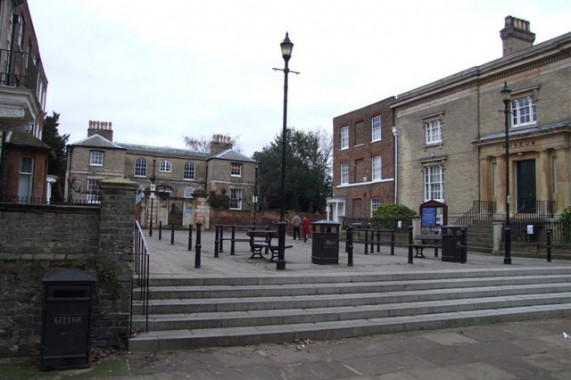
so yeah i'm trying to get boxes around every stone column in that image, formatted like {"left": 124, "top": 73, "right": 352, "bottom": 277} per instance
{"left": 99, "top": 178, "right": 138, "bottom": 255}
{"left": 555, "top": 148, "right": 570, "bottom": 215}
{"left": 537, "top": 149, "right": 551, "bottom": 203}
{"left": 96, "top": 178, "right": 138, "bottom": 347}
{"left": 479, "top": 157, "right": 491, "bottom": 203}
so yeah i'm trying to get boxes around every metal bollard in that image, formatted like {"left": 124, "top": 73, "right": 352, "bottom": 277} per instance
{"left": 364, "top": 230, "right": 369, "bottom": 255}
{"left": 188, "top": 224, "right": 193, "bottom": 251}
{"left": 390, "top": 229, "right": 395, "bottom": 256}
{"left": 170, "top": 223, "right": 175, "bottom": 245}
{"left": 219, "top": 226, "right": 224, "bottom": 253}
{"left": 408, "top": 226, "right": 414, "bottom": 264}
{"left": 347, "top": 226, "right": 353, "bottom": 267}
{"left": 158, "top": 221, "right": 162, "bottom": 240}
{"left": 376, "top": 230, "right": 381, "bottom": 254}
{"left": 230, "top": 226, "right": 236, "bottom": 255}
{"left": 195, "top": 223, "right": 202, "bottom": 268}
{"left": 214, "top": 225, "right": 220, "bottom": 258}
{"left": 546, "top": 228, "right": 552, "bottom": 262}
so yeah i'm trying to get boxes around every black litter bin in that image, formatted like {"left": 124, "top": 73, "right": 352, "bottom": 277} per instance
{"left": 40, "top": 268, "right": 96, "bottom": 370}
{"left": 441, "top": 225, "right": 467, "bottom": 263}
{"left": 311, "top": 220, "right": 340, "bottom": 264}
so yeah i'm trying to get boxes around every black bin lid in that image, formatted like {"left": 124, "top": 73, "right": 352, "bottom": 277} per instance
{"left": 42, "top": 268, "right": 96, "bottom": 284}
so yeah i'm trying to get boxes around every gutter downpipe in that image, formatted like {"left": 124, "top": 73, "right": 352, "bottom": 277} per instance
{"left": 392, "top": 124, "right": 398, "bottom": 204}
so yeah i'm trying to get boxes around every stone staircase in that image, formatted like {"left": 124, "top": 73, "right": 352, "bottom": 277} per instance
{"left": 467, "top": 220, "right": 494, "bottom": 253}
{"left": 129, "top": 267, "right": 571, "bottom": 352}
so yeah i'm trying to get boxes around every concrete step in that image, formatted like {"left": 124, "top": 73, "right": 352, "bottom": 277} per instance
{"left": 131, "top": 293, "right": 571, "bottom": 332}
{"left": 145, "top": 266, "right": 571, "bottom": 287}
{"left": 145, "top": 274, "right": 571, "bottom": 300}
{"left": 132, "top": 282, "right": 571, "bottom": 314}
{"left": 129, "top": 304, "right": 571, "bottom": 352}
{"left": 129, "top": 267, "right": 571, "bottom": 353}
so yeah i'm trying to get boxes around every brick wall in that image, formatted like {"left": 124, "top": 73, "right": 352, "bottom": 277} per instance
{"left": 1, "top": 146, "right": 49, "bottom": 201}
{"left": 0, "top": 179, "right": 137, "bottom": 358}
{"left": 332, "top": 97, "right": 396, "bottom": 219}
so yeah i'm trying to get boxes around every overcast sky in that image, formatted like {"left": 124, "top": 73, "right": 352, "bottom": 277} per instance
{"left": 28, "top": 0, "right": 570, "bottom": 157}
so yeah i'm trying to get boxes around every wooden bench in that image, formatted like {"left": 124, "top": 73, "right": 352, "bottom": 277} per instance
{"left": 247, "top": 230, "right": 292, "bottom": 261}
{"left": 413, "top": 234, "right": 442, "bottom": 258}
{"left": 215, "top": 225, "right": 267, "bottom": 256}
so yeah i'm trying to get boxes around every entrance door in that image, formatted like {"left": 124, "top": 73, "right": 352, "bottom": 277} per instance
{"left": 516, "top": 160, "right": 536, "bottom": 213}
{"left": 352, "top": 198, "right": 363, "bottom": 219}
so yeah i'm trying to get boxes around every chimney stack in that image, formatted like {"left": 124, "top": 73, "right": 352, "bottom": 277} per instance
{"left": 500, "top": 16, "right": 535, "bottom": 56}
{"left": 87, "top": 120, "right": 114, "bottom": 142}
{"left": 209, "top": 134, "right": 233, "bottom": 155}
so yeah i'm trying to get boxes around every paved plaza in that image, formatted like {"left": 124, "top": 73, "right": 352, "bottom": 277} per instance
{"left": 144, "top": 228, "right": 565, "bottom": 276}
{"left": 2, "top": 229, "right": 570, "bottom": 379}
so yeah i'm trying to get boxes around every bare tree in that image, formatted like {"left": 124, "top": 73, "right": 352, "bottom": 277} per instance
{"left": 183, "top": 136, "right": 210, "bottom": 152}
{"left": 315, "top": 127, "right": 333, "bottom": 175}
{"left": 183, "top": 134, "right": 242, "bottom": 153}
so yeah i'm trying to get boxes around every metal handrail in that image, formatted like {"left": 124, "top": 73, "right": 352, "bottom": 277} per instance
{"left": 453, "top": 200, "right": 496, "bottom": 227}
{"left": 132, "top": 221, "right": 150, "bottom": 333}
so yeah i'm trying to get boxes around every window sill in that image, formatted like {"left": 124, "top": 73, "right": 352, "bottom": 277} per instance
{"left": 512, "top": 122, "right": 537, "bottom": 129}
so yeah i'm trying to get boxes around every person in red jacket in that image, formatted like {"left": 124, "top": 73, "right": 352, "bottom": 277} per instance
{"left": 301, "top": 216, "right": 311, "bottom": 243}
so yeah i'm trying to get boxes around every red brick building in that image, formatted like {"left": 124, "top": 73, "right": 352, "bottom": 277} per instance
{"left": 329, "top": 96, "right": 396, "bottom": 223}
{"left": 0, "top": 0, "right": 50, "bottom": 203}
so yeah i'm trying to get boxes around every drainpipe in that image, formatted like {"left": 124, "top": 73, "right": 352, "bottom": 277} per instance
{"left": 391, "top": 125, "right": 398, "bottom": 204}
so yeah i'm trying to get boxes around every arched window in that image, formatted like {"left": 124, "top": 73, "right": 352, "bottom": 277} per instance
{"left": 184, "top": 186, "right": 195, "bottom": 199}
{"left": 135, "top": 157, "right": 147, "bottom": 177}
{"left": 184, "top": 162, "right": 195, "bottom": 180}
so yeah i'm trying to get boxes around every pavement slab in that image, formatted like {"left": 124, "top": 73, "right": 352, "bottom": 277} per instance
{"left": 1, "top": 318, "right": 570, "bottom": 379}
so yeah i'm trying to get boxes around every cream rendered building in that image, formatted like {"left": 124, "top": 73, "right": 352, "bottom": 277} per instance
{"left": 392, "top": 17, "right": 570, "bottom": 224}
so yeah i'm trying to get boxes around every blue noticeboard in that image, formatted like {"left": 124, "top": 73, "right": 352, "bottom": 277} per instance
{"left": 421, "top": 207, "right": 437, "bottom": 226}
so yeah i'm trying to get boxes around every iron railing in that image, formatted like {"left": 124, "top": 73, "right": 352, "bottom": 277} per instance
{"left": 510, "top": 219, "right": 567, "bottom": 243}
{"left": 132, "top": 221, "right": 150, "bottom": 333}
{"left": 453, "top": 200, "right": 496, "bottom": 227}
{"left": 0, "top": 195, "right": 100, "bottom": 206}
{"left": 0, "top": 48, "right": 41, "bottom": 94}
{"left": 514, "top": 200, "right": 554, "bottom": 220}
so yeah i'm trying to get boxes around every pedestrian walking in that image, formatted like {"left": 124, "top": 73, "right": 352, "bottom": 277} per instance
{"left": 301, "top": 216, "right": 311, "bottom": 243}
{"left": 291, "top": 213, "right": 301, "bottom": 240}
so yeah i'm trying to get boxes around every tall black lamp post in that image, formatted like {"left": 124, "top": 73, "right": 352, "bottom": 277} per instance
{"left": 501, "top": 82, "right": 512, "bottom": 264}
{"left": 253, "top": 163, "right": 258, "bottom": 226}
{"left": 273, "top": 32, "right": 297, "bottom": 270}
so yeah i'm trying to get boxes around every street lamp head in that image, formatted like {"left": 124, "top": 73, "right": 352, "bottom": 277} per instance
{"left": 280, "top": 32, "right": 293, "bottom": 62}
{"left": 500, "top": 81, "right": 512, "bottom": 104}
